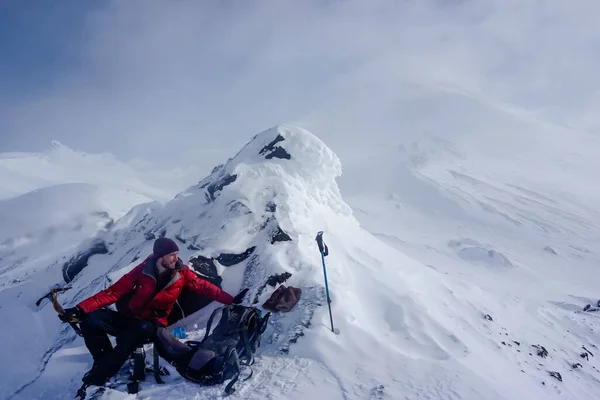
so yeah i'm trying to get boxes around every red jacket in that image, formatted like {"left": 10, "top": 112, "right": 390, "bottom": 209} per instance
{"left": 78, "top": 256, "right": 233, "bottom": 326}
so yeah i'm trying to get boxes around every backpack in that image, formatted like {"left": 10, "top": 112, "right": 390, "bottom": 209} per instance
{"left": 165, "top": 305, "right": 271, "bottom": 394}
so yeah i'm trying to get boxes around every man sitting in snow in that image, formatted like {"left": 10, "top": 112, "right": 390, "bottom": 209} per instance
{"left": 58, "top": 237, "right": 247, "bottom": 388}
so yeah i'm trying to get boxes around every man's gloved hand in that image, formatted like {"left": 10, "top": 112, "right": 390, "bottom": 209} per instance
{"left": 59, "top": 306, "right": 85, "bottom": 324}
{"left": 232, "top": 288, "right": 249, "bottom": 304}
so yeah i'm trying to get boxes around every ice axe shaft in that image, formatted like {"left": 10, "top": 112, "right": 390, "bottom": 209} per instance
{"left": 36, "top": 286, "right": 82, "bottom": 336}
{"left": 315, "top": 231, "right": 335, "bottom": 333}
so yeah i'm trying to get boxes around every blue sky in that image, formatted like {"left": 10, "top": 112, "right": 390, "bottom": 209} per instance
{"left": 1, "top": 1, "right": 599, "bottom": 160}
{"left": 0, "top": 2, "right": 99, "bottom": 97}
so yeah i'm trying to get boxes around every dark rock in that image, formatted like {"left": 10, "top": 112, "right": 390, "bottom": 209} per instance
{"left": 370, "top": 385, "right": 385, "bottom": 400}
{"left": 260, "top": 134, "right": 284, "bottom": 154}
{"left": 188, "top": 255, "right": 222, "bottom": 286}
{"left": 484, "top": 314, "right": 494, "bottom": 321}
{"left": 513, "top": 341, "right": 521, "bottom": 346}
{"left": 502, "top": 341, "right": 506, "bottom": 345}
{"left": 207, "top": 174, "right": 237, "bottom": 201}
{"left": 174, "top": 234, "right": 186, "bottom": 244}
{"left": 582, "top": 345, "right": 594, "bottom": 357}
{"left": 544, "top": 246, "right": 557, "bottom": 255}
{"left": 259, "top": 134, "right": 291, "bottom": 160}
{"left": 265, "top": 147, "right": 291, "bottom": 160}
{"left": 216, "top": 247, "right": 256, "bottom": 267}
{"left": 187, "top": 243, "right": 201, "bottom": 251}
{"left": 62, "top": 240, "right": 109, "bottom": 282}
{"left": 267, "top": 272, "right": 292, "bottom": 287}
{"left": 159, "top": 228, "right": 167, "bottom": 237}
{"left": 144, "top": 232, "right": 156, "bottom": 240}
{"left": 104, "top": 219, "right": 114, "bottom": 230}
{"left": 572, "top": 363, "right": 583, "bottom": 369}
{"left": 548, "top": 371, "right": 562, "bottom": 382}
{"left": 252, "top": 272, "right": 293, "bottom": 305}
{"left": 266, "top": 202, "right": 276, "bottom": 212}
{"left": 533, "top": 345, "right": 549, "bottom": 358}
{"left": 270, "top": 225, "right": 292, "bottom": 244}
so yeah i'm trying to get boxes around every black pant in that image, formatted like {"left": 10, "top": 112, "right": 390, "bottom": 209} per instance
{"left": 79, "top": 309, "right": 158, "bottom": 385}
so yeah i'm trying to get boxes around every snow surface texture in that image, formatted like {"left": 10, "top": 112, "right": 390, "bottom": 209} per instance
{"left": 1, "top": 122, "right": 600, "bottom": 400}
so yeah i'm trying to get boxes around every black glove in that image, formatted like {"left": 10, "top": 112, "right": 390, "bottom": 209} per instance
{"left": 59, "top": 306, "right": 85, "bottom": 324}
{"left": 232, "top": 288, "right": 249, "bottom": 304}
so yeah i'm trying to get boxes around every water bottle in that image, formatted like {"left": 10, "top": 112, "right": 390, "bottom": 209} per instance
{"left": 173, "top": 326, "right": 186, "bottom": 339}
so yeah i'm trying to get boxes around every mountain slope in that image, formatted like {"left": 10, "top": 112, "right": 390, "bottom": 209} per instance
{"left": 0, "top": 141, "right": 228, "bottom": 295}
{"left": 0, "top": 140, "right": 202, "bottom": 203}
{"left": 2, "top": 124, "right": 600, "bottom": 400}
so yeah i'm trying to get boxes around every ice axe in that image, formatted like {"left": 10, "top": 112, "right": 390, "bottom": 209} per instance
{"left": 36, "top": 286, "right": 82, "bottom": 336}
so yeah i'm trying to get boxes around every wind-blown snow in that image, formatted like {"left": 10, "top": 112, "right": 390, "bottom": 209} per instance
{"left": 2, "top": 119, "right": 600, "bottom": 400}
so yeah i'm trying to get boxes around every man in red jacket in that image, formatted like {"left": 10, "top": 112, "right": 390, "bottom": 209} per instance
{"left": 59, "top": 237, "right": 247, "bottom": 387}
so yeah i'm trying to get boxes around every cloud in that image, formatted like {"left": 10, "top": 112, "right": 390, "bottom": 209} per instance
{"left": 1, "top": 0, "right": 599, "bottom": 160}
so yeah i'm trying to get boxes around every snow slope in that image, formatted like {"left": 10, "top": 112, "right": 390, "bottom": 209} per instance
{"left": 0, "top": 141, "right": 226, "bottom": 294}
{"left": 2, "top": 120, "right": 600, "bottom": 400}
{"left": 0, "top": 140, "right": 211, "bottom": 203}
{"left": 303, "top": 84, "right": 600, "bottom": 398}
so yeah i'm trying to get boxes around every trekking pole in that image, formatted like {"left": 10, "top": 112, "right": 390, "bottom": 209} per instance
{"left": 315, "top": 231, "right": 335, "bottom": 333}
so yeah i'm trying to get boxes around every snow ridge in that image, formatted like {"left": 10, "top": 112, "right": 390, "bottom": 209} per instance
{"left": 2, "top": 124, "right": 600, "bottom": 400}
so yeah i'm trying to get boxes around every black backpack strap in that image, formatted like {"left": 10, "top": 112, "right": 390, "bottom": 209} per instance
{"left": 224, "top": 365, "right": 253, "bottom": 395}
{"left": 223, "top": 346, "right": 254, "bottom": 395}
{"left": 153, "top": 346, "right": 164, "bottom": 384}
{"left": 201, "top": 306, "right": 227, "bottom": 343}
{"left": 255, "top": 311, "right": 271, "bottom": 349}
{"left": 239, "top": 309, "right": 256, "bottom": 366}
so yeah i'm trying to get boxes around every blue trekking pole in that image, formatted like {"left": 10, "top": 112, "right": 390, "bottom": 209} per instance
{"left": 315, "top": 231, "right": 335, "bottom": 333}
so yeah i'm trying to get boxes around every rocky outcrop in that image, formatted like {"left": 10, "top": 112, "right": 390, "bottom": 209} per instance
{"left": 62, "top": 239, "right": 109, "bottom": 282}
{"left": 259, "top": 134, "right": 291, "bottom": 160}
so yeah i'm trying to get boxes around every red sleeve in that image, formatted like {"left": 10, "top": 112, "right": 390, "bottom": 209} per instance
{"left": 78, "top": 263, "right": 141, "bottom": 313}
{"left": 182, "top": 267, "right": 234, "bottom": 305}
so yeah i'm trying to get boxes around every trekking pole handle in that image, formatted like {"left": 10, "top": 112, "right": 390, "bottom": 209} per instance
{"left": 315, "top": 231, "right": 328, "bottom": 256}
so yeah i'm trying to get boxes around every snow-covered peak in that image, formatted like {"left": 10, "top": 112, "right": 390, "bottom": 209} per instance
{"left": 72, "top": 125, "right": 354, "bottom": 282}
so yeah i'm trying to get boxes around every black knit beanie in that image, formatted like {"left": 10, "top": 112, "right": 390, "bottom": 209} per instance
{"left": 153, "top": 237, "right": 179, "bottom": 258}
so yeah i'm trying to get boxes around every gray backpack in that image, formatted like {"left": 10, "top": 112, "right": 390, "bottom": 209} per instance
{"left": 156, "top": 305, "right": 270, "bottom": 394}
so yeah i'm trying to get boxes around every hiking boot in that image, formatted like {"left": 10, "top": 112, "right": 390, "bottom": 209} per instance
{"left": 82, "top": 365, "right": 108, "bottom": 387}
